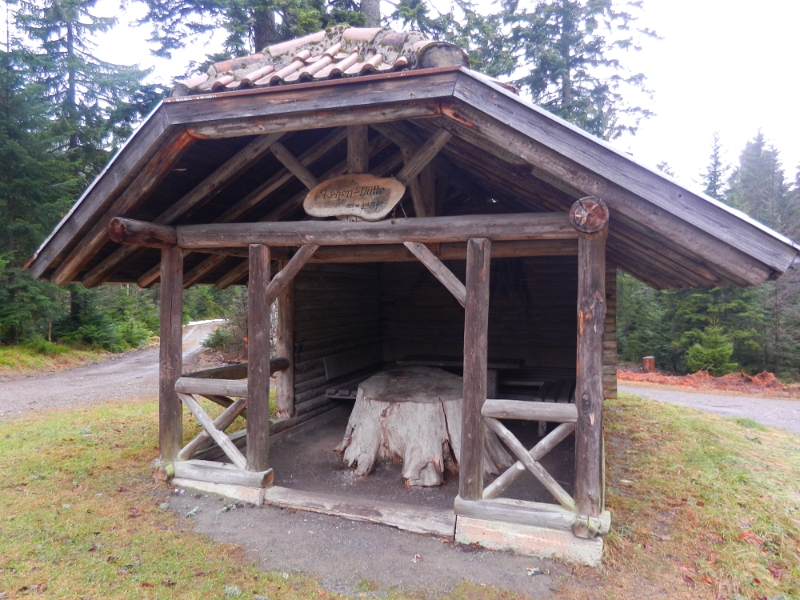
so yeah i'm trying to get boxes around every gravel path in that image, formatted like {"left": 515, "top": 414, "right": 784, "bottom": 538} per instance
{"left": 619, "top": 384, "right": 800, "bottom": 436}
{"left": 0, "top": 320, "right": 220, "bottom": 418}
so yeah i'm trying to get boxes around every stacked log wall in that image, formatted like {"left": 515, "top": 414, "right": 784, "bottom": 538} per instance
{"left": 380, "top": 256, "right": 578, "bottom": 370}
{"left": 292, "top": 264, "right": 381, "bottom": 414}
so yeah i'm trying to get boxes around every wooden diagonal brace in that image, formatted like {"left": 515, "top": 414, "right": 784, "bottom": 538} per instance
{"left": 395, "top": 129, "right": 451, "bottom": 187}
{"left": 483, "top": 422, "right": 575, "bottom": 500}
{"left": 178, "top": 397, "right": 247, "bottom": 461}
{"left": 262, "top": 244, "right": 318, "bottom": 305}
{"left": 404, "top": 241, "right": 466, "bottom": 307}
{"left": 485, "top": 417, "right": 575, "bottom": 510}
{"left": 271, "top": 142, "right": 320, "bottom": 190}
{"left": 178, "top": 392, "right": 247, "bottom": 469}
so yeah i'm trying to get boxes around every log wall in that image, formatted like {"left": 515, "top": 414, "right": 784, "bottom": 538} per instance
{"left": 292, "top": 264, "right": 382, "bottom": 414}
{"left": 380, "top": 256, "right": 579, "bottom": 370}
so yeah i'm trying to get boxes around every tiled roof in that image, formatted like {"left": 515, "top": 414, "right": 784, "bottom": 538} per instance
{"left": 171, "top": 26, "right": 470, "bottom": 96}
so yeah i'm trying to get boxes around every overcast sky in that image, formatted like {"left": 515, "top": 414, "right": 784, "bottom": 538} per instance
{"left": 93, "top": 0, "right": 800, "bottom": 193}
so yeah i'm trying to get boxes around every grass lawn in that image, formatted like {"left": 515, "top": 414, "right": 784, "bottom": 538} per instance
{"left": 0, "top": 345, "right": 103, "bottom": 378}
{"left": 1, "top": 394, "right": 798, "bottom": 599}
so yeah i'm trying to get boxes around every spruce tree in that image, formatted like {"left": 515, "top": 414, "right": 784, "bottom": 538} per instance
{"left": 501, "top": 0, "right": 656, "bottom": 140}
{"left": 15, "top": 0, "right": 162, "bottom": 176}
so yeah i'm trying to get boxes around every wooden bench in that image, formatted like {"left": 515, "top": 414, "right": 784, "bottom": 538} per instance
{"left": 324, "top": 343, "right": 386, "bottom": 400}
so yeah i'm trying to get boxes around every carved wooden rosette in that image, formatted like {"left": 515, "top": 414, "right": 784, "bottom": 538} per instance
{"left": 304, "top": 174, "right": 406, "bottom": 221}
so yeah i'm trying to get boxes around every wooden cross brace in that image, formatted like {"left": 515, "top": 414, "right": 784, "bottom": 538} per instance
{"left": 484, "top": 418, "right": 576, "bottom": 510}
{"left": 178, "top": 392, "right": 247, "bottom": 469}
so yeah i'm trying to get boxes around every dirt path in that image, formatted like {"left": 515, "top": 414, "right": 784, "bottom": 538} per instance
{"left": 0, "top": 320, "right": 221, "bottom": 418}
{"left": 619, "top": 384, "right": 800, "bottom": 436}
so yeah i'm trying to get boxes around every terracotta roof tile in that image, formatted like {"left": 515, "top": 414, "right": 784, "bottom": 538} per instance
{"left": 170, "top": 25, "right": 470, "bottom": 97}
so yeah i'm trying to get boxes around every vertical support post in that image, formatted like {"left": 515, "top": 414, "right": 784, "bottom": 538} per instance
{"left": 275, "top": 261, "right": 295, "bottom": 418}
{"left": 570, "top": 198, "right": 609, "bottom": 519}
{"left": 247, "top": 244, "right": 271, "bottom": 472}
{"left": 347, "top": 125, "right": 369, "bottom": 174}
{"left": 459, "top": 237, "right": 491, "bottom": 501}
{"left": 159, "top": 246, "right": 183, "bottom": 462}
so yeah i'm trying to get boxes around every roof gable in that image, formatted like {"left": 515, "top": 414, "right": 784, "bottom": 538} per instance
{"left": 27, "top": 64, "right": 799, "bottom": 290}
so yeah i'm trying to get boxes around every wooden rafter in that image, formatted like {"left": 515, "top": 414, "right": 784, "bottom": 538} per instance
{"left": 213, "top": 146, "right": 402, "bottom": 288}
{"left": 136, "top": 128, "right": 348, "bottom": 288}
{"left": 81, "top": 132, "right": 284, "bottom": 287}
{"left": 49, "top": 129, "right": 196, "bottom": 286}
{"left": 271, "top": 142, "right": 320, "bottom": 190}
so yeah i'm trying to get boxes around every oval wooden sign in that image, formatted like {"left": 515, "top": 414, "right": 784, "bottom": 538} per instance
{"left": 304, "top": 174, "right": 406, "bottom": 221}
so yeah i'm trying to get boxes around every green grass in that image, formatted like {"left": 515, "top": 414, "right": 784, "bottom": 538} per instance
{"left": 4, "top": 392, "right": 798, "bottom": 599}
{"left": 556, "top": 394, "right": 800, "bottom": 599}
{"left": 0, "top": 399, "right": 521, "bottom": 600}
{"left": 0, "top": 344, "right": 100, "bottom": 376}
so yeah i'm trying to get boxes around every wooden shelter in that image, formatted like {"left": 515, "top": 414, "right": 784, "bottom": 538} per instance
{"left": 27, "top": 26, "right": 800, "bottom": 566}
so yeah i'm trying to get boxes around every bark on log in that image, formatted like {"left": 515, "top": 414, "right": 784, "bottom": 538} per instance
{"left": 335, "top": 367, "right": 512, "bottom": 487}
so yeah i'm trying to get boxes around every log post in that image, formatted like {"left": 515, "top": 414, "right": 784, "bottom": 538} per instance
{"left": 159, "top": 246, "right": 183, "bottom": 462}
{"left": 459, "top": 237, "right": 491, "bottom": 500}
{"left": 247, "top": 244, "right": 271, "bottom": 471}
{"left": 571, "top": 198, "right": 609, "bottom": 520}
{"left": 275, "top": 260, "right": 294, "bottom": 418}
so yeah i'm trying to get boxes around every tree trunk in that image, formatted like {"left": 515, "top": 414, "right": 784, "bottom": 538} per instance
{"left": 336, "top": 367, "right": 513, "bottom": 487}
{"left": 252, "top": 4, "right": 279, "bottom": 52}
{"left": 361, "top": 0, "right": 381, "bottom": 27}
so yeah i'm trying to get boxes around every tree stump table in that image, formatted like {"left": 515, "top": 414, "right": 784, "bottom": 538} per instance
{"left": 335, "top": 366, "right": 513, "bottom": 486}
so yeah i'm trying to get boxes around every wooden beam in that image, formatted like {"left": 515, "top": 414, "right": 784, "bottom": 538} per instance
{"left": 418, "top": 163, "right": 437, "bottom": 217}
{"left": 572, "top": 200, "right": 608, "bottom": 518}
{"left": 174, "top": 213, "right": 576, "bottom": 248}
{"left": 175, "top": 377, "right": 248, "bottom": 397}
{"left": 109, "top": 217, "right": 177, "bottom": 247}
{"left": 247, "top": 244, "right": 271, "bottom": 472}
{"left": 403, "top": 241, "right": 466, "bottom": 307}
{"left": 262, "top": 244, "right": 318, "bottom": 306}
{"left": 172, "top": 459, "right": 273, "bottom": 488}
{"left": 137, "top": 129, "right": 346, "bottom": 288}
{"left": 178, "top": 398, "right": 247, "bottom": 461}
{"left": 28, "top": 113, "right": 175, "bottom": 280}
{"left": 483, "top": 423, "right": 576, "bottom": 500}
{"left": 347, "top": 125, "right": 369, "bottom": 174}
{"left": 485, "top": 417, "right": 575, "bottom": 510}
{"left": 167, "top": 134, "right": 391, "bottom": 289}
{"left": 459, "top": 237, "right": 491, "bottom": 501}
{"left": 390, "top": 128, "right": 450, "bottom": 217}
{"left": 50, "top": 130, "right": 196, "bottom": 285}
{"left": 271, "top": 142, "right": 320, "bottom": 190}
{"left": 442, "top": 88, "right": 779, "bottom": 285}
{"left": 167, "top": 70, "right": 458, "bottom": 137}
{"left": 159, "top": 246, "right": 183, "bottom": 462}
{"left": 481, "top": 399, "right": 578, "bottom": 423}
{"left": 275, "top": 264, "right": 295, "bottom": 419}
{"left": 395, "top": 129, "right": 451, "bottom": 186}
{"left": 178, "top": 392, "right": 247, "bottom": 469}
{"left": 82, "top": 133, "right": 284, "bottom": 287}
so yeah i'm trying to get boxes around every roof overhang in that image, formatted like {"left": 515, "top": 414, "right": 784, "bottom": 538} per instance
{"left": 27, "top": 67, "right": 800, "bottom": 290}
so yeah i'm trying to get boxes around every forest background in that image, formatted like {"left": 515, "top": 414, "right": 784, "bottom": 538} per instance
{"left": 1, "top": 0, "right": 798, "bottom": 378}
